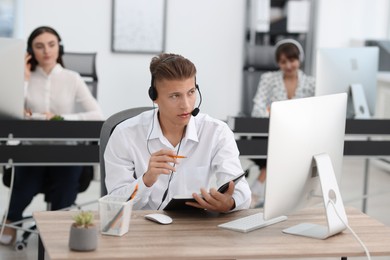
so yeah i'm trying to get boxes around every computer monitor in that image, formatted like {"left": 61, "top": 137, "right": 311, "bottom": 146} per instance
{"left": 365, "top": 40, "right": 390, "bottom": 72}
{"left": 315, "top": 47, "right": 379, "bottom": 119}
{"left": 263, "top": 93, "right": 348, "bottom": 239}
{"left": 0, "top": 37, "right": 25, "bottom": 119}
{"left": 218, "top": 94, "right": 348, "bottom": 239}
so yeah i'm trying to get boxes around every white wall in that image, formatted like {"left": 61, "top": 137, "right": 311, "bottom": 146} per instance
{"left": 22, "top": 0, "right": 245, "bottom": 120}
{"left": 315, "top": 0, "right": 389, "bottom": 49}
{"left": 20, "top": 0, "right": 390, "bottom": 119}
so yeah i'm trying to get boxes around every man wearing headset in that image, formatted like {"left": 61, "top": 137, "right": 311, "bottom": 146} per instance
{"left": 104, "top": 53, "right": 251, "bottom": 212}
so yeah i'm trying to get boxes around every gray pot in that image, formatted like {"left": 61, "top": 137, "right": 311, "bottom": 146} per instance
{"left": 68, "top": 224, "right": 98, "bottom": 251}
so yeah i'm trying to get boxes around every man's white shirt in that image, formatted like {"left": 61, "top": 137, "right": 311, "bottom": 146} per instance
{"left": 104, "top": 109, "right": 251, "bottom": 210}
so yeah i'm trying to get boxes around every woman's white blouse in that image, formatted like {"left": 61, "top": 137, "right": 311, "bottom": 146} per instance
{"left": 25, "top": 64, "right": 103, "bottom": 120}
{"left": 251, "top": 70, "right": 315, "bottom": 117}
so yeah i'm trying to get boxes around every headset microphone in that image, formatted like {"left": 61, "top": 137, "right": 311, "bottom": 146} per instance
{"left": 191, "top": 84, "right": 202, "bottom": 117}
{"left": 191, "top": 108, "right": 200, "bottom": 117}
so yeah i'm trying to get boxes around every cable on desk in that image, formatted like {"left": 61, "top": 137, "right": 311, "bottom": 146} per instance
{"left": 328, "top": 200, "right": 371, "bottom": 260}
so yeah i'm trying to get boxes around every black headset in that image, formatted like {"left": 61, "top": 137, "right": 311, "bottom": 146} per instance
{"left": 147, "top": 78, "right": 159, "bottom": 101}
{"left": 148, "top": 58, "right": 203, "bottom": 117}
{"left": 27, "top": 26, "right": 64, "bottom": 58}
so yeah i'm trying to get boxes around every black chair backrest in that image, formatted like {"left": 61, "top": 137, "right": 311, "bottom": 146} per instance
{"left": 62, "top": 52, "right": 98, "bottom": 98}
{"left": 99, "top": 107, "right": 154, "bottom": 196}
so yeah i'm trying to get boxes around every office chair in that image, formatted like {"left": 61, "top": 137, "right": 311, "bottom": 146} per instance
{"left": 62, "top": 50, "right": 100, "bottom": 186}
{"left": 99, "top": 107, "right": 154, "bottom": 196}
{"left": 62, "top": 52, "right": 98, "bottom": 98}
{"left": 242, "top": 45, "right": 279, "bottom": 117}
{"left": 62, "top": 51, "right": 101, "bottom": 205}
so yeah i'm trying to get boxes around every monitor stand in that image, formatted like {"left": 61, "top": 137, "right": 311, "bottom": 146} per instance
{"left": 282, "top": 153, "right": 348, "bottom": 239}
{"left": 348, "top": 83, "right": 371, "bottom": 119}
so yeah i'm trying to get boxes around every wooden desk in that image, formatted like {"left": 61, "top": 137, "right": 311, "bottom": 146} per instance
{"left": 33, "top": 207, "right": 390, "bottom": 260}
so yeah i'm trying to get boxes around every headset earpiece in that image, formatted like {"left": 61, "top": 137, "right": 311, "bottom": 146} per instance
{"left": 59, "top": 44, "right": 64, "bottom": 56}
{"left": 148, "top": 76, "right": 157, "bottom": 101}
{"left": 148, "top": 85, "right": 157, "bottom": 101}
{"left": 27, "top": 46, "right": 33, "bottom": 55}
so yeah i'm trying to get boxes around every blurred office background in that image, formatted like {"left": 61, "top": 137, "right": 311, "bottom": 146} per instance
{"left": 1, "top": 1, "right": 390, "bottom": 259}
{"left": 1, "top": 0, "right": 390, "bottom": 120}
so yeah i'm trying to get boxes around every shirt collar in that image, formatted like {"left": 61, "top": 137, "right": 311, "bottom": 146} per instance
{"left": 278, "top": 69, "right": 303, "bottom": 78}
{"left": 36, "top": 64, "right": 63, "bottom": 77}
{"left": 148, "top": 110, "right": 163, "bottom": 140}
{"left": 147, "top": 109, "right": 199, "bottom": 143}
{"left": 185, "top": 116, "right": 199, "bottom": 142}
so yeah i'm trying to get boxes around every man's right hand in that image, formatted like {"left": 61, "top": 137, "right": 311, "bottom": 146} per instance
{"left": 142, "top": 149, "right": 178, "bottom": 187}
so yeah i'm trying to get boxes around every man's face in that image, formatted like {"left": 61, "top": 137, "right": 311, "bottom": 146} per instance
{"left": 154, "top": 77, "right": 197, "bottom": 128}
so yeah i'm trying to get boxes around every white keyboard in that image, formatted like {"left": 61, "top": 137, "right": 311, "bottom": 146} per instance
{"left": 218, "top": 213, "right": 287, "bottom": 233}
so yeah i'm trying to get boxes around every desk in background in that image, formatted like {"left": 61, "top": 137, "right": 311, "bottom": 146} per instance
{"left": 377, "top": 72, "right": 390, "bottom": 119}
{"left": 3, "top": 118, "right": 389, "bottom": 164}
{"left": 1, "top": 118, "right": 389, "bottom": 211}
{"left": 229, "top": 117, "right": 390, "bottom": 158}
{"left": 0, "top": 120, "right": 103, "bottom": 165}
{"left": 34, "top": 207, "right": 390, "bottom": 260}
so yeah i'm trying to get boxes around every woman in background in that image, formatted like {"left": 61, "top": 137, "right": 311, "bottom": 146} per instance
{"left": 250, "top": 39, "right": 315, "bottom": 207}
{"left": 0, "top": 26, "right": 103, "bottom": 245}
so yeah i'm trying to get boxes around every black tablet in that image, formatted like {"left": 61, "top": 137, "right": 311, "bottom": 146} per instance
{"left": 163, "top": 171, "right": 247, "bottom": 211}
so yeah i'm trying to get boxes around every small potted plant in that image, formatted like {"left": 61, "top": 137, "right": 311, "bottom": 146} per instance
{"left": 68, "top": 211, "right": 98, "bottom": 251}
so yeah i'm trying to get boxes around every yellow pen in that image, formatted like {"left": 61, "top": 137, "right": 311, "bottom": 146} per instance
{"left": 129, "top": 184, "right": 138, "bottom": 201}
{"left": 169, "top": 155, "right": 187, "bottom": 159}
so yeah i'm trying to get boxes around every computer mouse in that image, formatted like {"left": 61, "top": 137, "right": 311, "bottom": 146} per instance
{"left": 144, "top": 213, "right": 173, "bottom": 225}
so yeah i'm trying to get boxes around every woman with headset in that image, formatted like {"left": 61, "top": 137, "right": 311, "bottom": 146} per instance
{"left": 250, "top": 39, "right": 315, "bottom": 207}
{"left": 0, "top": 26, "right": 103, "bottom": 246}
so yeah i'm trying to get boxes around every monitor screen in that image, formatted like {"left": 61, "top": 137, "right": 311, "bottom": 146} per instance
{"left": 315, "top": 47, "right": 379, "bottom": 118}
{"left": 0, "top": 37, "right": 25, "bottom": 119}
{"left": 263, "top": 93, "right": 348, "bottom": 239}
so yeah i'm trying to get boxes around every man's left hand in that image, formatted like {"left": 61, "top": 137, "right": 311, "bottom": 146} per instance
{"left": 186, "top": 181, "right": 235, "bottom": 213}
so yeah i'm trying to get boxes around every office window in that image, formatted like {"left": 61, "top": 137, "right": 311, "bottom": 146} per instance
{"left": 0, "top": 0, "right": 15, "bottom": 37}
